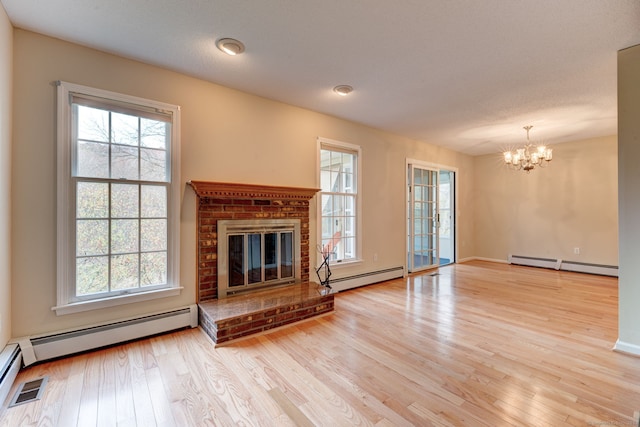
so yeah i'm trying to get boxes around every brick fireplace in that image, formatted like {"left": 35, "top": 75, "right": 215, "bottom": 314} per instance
{"left": 188, "top": 181, "right": 335, "bottom": 344}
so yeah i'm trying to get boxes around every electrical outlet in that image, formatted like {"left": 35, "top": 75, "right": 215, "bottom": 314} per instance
{"left": 373, "top": 253, "right": 378, "bottom": 262}
{"left": 574, "top": 247, "right": 580, "bottom": 255}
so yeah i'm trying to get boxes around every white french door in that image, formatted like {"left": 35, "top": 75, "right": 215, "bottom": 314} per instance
{"left": 408, "top": 165, "right": 438, "bottom": 272}
{"left": 407, "top": 163, "right": 456, "bottom": 273}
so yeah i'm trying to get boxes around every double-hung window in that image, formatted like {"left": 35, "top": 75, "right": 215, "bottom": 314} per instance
{"left": 318, "top": 138, "right": 361, "bottom": 264}
{"left": 55, "top": 82, "right": 181, "bottom": 315}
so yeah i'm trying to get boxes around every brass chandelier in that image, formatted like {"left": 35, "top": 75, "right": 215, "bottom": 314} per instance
{"left": 503, "top": 126, "right": 553, "bottom": 172}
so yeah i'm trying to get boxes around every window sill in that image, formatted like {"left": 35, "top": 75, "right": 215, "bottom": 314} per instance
{"left": 52, "top": 287, "right": 183, "bottom": 316}
{"left": 316, "top": 258, "right": 363, "bottom": 270}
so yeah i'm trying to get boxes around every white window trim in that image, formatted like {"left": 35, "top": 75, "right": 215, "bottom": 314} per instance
{"left": 54, "top": 81, "right": 182, "bottom": 315}
{"left": 316, "top": 137, "right": 363, "bottom": 268}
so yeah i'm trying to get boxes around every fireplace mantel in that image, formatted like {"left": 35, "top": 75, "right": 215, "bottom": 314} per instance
{"left": 188, "top": 180, "right": 319, "bottom": 201}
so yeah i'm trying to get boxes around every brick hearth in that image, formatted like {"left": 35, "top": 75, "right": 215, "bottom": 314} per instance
{"left": 188, "top": 181, "right": 334, "bottom": 344}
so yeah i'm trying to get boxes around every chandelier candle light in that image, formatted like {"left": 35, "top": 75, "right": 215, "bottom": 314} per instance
{"left": 503, "top": 126, "right": 553, "bottom": 172}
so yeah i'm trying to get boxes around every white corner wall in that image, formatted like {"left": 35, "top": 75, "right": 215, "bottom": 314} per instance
{"left": 0, "top": 3, "right": 13, "bottom": 348}
{"left": 617, "top": 43, "right": 640, "bottom": 355}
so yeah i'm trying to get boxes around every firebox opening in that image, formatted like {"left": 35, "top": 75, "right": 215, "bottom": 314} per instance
{"left": 218, "top": 219, "right": 302, "bottom": 298}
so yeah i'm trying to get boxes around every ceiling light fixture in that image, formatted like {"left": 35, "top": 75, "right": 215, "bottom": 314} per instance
{"left": 216, "top": 38, "right": 245, "bottom": 56}
{"left": 503, "top": 126, "right": 553, "bottom": 173}
{"left": 333, "top": 85, "right": 353, "bottom": 96}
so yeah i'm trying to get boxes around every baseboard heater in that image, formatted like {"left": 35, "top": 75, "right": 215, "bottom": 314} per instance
{"left": 0, "top": 344, "right": 22, "bottom": 407}
{"left": 508, "top": 255, "right": 618, "bottom": 277}
{"left": 15, "top": 305, "right": 198, "bottom": 367}
{"left": 329, "top": 266, "right": 404, "bottom": 292}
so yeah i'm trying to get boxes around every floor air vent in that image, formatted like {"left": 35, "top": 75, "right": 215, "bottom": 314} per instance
{"left": 9, "top": 376, "right": 48, "bottom": 407}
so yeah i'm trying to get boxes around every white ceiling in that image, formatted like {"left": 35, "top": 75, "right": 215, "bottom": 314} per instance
{"left": 3, "top": 0, "right": 640, "bottom": 155}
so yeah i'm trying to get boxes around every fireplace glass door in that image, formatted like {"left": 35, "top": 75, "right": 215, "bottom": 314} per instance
{"left": 227, "top": 230, "right": 295, "bottom": 290}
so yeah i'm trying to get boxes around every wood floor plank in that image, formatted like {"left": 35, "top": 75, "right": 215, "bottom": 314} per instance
{"left": 2, "top": 261, "right": 640, "bottom": 426}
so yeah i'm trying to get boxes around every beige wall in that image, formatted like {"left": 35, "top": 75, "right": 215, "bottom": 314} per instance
{"left": 618, "top": 43, "right": 640, "bottom": 353}
{"left": 0, "top": 4, "right": 12, "bottom": 347}
{"left": 11, "top": 29, "right": 474, "bottom": 337}
{"left": 474, "top": 135, "right": 618, "bottom": 265}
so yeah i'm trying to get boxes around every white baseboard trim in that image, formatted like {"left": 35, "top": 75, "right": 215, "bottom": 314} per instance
{"left": 329, "top": 267, "right": 404, "bottom": 292}
{"left": 458, "top": 256, "right": 508, "bottom": 264}
{"left": 14, "top": 305, "right": 198, "bottom": 366}
{"left": 613, "top": 339, "right": 640, "bottom": 357}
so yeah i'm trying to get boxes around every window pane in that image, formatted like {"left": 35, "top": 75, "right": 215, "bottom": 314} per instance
{"left": 320, "top": 149, "right": 331, "bottom": 166}
{"left": 342, "top": 152, "right": 354, "bottom": 173}
{"left": 111, "top": 254, "right": 139, "bottom": 290}
{"left": 141, "top": 251, "right": 167, "bottom": 286}
{"left": 345, "top": 195, "right": 355, "bottom": 216}
{"left": 343, "top": 172, "right": 353, "bottom": 193}
{"left": 140, "top": 148, "right": 167, "bottom": 182}
{"left": 77, "top": 141, "right": 109, "bottom": 178}
{"left": 344, "top": 216, "right": 355, "bottom": 236}
{"left": 112, "top": 184, "right": 139, "bottom": 218}
{"left": 141, "top": 219, "right": 167, "bottom": 252}
{"left": 343, "top": 237, "right": 355, "bottom": 259}
{"left": 264, "top": 233, "right": 277, "bottom": 281}
{"left": 111, "top": 112, "right": 139, "bottom": 146}
{"left": 77, "top": 220, "right": 108, "bottom": 256}
{"left": 320, "top": 170, "right": 331, "bottom": 192}
{"left": 141, "top": 185, "right": 167, "bottom": 218}
{"left": 322, "top": 239, "right": 340, "bottom": 260}
{"left": 111, "top": 145, "right": 139, "bottom": 180}
{"left": 141, "top": 119, "right": 168, "bottom": 149}
{"left": 321, "top": 217, "right": 333, "bottom": 239}
{"left": 331, "top": 170, "right": 341, "bottom": 192}
{"left": 321, "top": 195, "right": 333, "bottom": 216}
{"left": 77, "top": 105, "right": 109, "bottom": 142}
{"left": 77, "top": 182, "right": 108, "bottom": 218}
{"left": 333, "top": 195, "right": 345, "bottom": 216}
{"left": 77, "top": 256, "right": 108, "bottom": 295}
{"left": 111, "top": 219, "right": 139, "bottom": 254}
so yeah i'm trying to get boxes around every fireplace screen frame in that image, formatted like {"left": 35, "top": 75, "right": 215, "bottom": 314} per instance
{"left": 217, "top": 219, "right": 302, "bottom": 298}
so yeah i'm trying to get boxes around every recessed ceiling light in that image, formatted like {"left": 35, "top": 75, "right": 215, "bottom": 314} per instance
{"left": 333, "top": 85, "right": 353, "bottom": 96}
{"left": 216, "top": 38, "right": 245, "bottom": 56}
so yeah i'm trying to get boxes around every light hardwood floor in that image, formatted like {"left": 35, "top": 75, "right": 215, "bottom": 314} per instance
{"left": 1, "top": 260, "right": 639, "bottom": 426}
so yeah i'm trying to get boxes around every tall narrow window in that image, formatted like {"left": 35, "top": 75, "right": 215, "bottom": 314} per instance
{"left": 55, "top": 82, "right": 181, "bottom": 314}
{"left": 318, "top": 138, "right": 361, "bottom": 263}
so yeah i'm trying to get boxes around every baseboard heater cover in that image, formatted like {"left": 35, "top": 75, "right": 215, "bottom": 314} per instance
{"left": 16, "top": 305, "right": 198, "bottom": 366}
{"left": 509, "top": 255, "right": 618, "bottom": 277}
{"left": 559, "top": 260, "right": 618, "bottom": 277}
{"left": 0, "top": 344, "right": 22, "bottom": 407}
{"left": 508, "top": 254, "right": 558, "bottom": 270}
{"left": 329, "top": 266, "right": 404, "bottom": 292}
